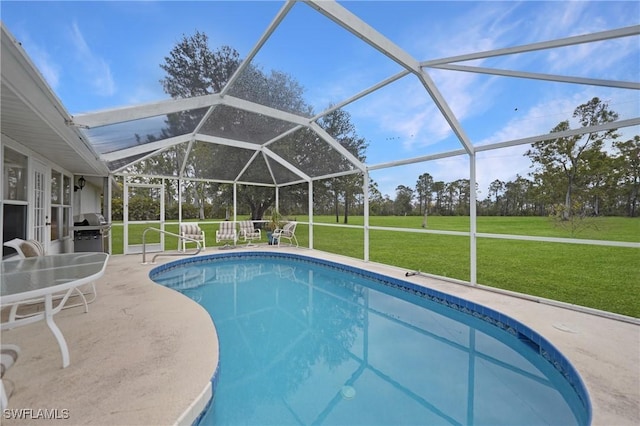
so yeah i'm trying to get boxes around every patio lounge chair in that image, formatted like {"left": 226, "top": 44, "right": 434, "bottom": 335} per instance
{"left": 178, "top": 223, "right": 206, "bottom": 252}
{"left": 272, "top": 222, "right": 298, "bottom": 247}
{"left": 1, "top": 344, "right": 20, "bottom": 410}
{"left": 2, "top": 238, "right": 95, "bottom": 318}
{"left": 215, "top": 221, "right": 237, "bottom": 249}
{"left": 239, "top": 220, "right": 261, "bottom": 246}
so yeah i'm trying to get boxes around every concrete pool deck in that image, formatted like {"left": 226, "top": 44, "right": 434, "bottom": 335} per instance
{"left": 1, "top": 246, "right": 638, "bottom": 425}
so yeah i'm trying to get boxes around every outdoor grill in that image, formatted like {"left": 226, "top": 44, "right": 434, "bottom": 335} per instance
{"left": 73, "top": 213, "right": 111, "bottom": 253}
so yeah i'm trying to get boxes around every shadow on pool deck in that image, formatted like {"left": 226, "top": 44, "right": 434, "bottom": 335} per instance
{"left": 1, "top": 246, "right": 638, "bottom": 425}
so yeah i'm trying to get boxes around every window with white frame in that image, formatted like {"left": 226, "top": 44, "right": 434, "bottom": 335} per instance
{"left": 2, "top": 146, "right": 29, "bottom": 257}
{"left": 50, "top": 169, "right": 72, "bottom": 241}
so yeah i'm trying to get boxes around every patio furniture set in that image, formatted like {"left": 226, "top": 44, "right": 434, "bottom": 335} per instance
{"left": 179, "top": 220, "right": 298, "bottom": 250}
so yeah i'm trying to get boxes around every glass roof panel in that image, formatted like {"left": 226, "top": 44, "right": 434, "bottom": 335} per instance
{"left": 198, "top": 104, "right": 299, "bottom": 144}
{"left": 113, "top": 143, "right": 189, "bottom": 176}
{"left": 184, "top": 141, "right": 256, "bottom": 181}
{"left": 108, "top": 153, "right": 150, "bottom": 173}
{"left": 82, "top": 108, "right": 208, "bottom": 154}
{"left": 268, "top": 128, "right": 356, "bottom": 179}
{"left": 266, "top": 156, "right": 306, "bottom": 185}
{"left": 238, "top": 153, "right": 274, "bottom": 185}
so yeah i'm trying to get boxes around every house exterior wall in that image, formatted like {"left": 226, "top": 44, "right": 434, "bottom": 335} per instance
{"left": 76, "top": 181, "right": 102, "bottom": 216}
{"left": 1, "top": 135, "right": 102, "bottom": 257}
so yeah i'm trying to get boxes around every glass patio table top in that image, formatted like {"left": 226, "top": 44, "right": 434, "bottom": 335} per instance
{"left": 1, "top": 252, "right": 109, "bottom": 303}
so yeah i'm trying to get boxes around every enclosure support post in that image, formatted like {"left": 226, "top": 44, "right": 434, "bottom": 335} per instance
{"left": 275, "top": 187, "right": 279, "bottom": 212}
{"left": 178, "top": 179, "right": 182, "bottom": 224}
{"left": 123, "top": 176, "right": 129, "bottom": 255}
{"left": 308, "top": 180, "right": 314, "bottom": 250}
{"left": 470, "top": 153, "right": 477, "bottom": 286}
{"left": 106, "top": 176, "right": 112, "bottom": 254}
{"left": 363, "top": 171, "right": 370, "bottom": 262}
{"left": 160, "top": 179, "right": 166, "bottom": 249}
{"left": 233, "top": 183, "right": 237, "bottom": 222}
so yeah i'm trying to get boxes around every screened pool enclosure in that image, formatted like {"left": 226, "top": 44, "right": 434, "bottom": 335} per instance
{"left": 17, "top": 2, "right": 637, "bottom": 313}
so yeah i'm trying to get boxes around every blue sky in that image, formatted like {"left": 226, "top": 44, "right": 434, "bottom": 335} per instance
{"left": 2, "top": 1, "right": 639, "bottom": 198}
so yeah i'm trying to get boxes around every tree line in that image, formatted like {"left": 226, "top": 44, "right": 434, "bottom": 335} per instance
{"left": 114, "top": 32, "right": 638, "bottom": 221}
{"left": 388, "top": 98, "right": 638, "bottom": 218}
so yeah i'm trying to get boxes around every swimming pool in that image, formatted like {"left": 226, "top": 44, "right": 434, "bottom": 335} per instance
{"left": 150, "top": 252, "right": 591, "bottom": 425}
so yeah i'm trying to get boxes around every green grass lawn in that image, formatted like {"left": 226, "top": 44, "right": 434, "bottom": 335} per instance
{"left": 109, "top": 216, "right": 639, "bottom": 318}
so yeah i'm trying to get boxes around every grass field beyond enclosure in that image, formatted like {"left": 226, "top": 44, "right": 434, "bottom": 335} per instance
{"left": 110, "top": 216, "right": 639, "bottom": 318}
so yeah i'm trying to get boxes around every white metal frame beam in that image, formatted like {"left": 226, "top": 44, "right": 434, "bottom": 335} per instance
{"left": 179, "top": 139, "right": 196, "bottom": 178}
{"left": 305, "top": 0, "right": 420, "bottom": 71}
{"left": 367, "top": 117, "right": 640, "bottom": 171}
{"left": 221, "top": 0, "right": 296, "bottom": 97}
{"left": 263, "top": 151, "right": 279, "bottom": 184}
{"left": 421, "top": 25, "right": 640, "bottom": 67}
{"left": 263, "top": 147, "right": 311, "bottom": 182}
{"left": 195, "top": 133, "right": 313, "bottom": 185}
{"left": 430, "top": 64, "right": 640, "bottom": 90}
{"left": 415, "top": 69, "right": 475, "bottom": 155}
{"left": 110, "top": 148, "right": 177, "bottom": 175}
{"left": 306, "top": 0, "right": 474, "bottom": 155}
{"left": 312, "top": 70, "right": 411, "bottom": 121}
{"left": 72, "top": 93, "right": 223, "bottom": 128}
{"left": 234, "top": 150, "right": 262, "bottom": 182}
{"left": 368, "top": 148, "right": 468, "bottom": 171}
{"left": 72, "top": 91, "right": 313, "bottom": 130}
{"left": 475, "top": 118, "right": 640, "bottom": 153}
{"left": 101, "top": 134, "right": 192, "bottom": 162}
{"left": 195, "top": 134, "right": 262, "bottom": 151}
{"left": 221, "top": 95, "right": 311, "bottom": 127}
{"left": 309, "top": 122, "right": 367, "bottom": 173}
{"left": 192, "top": 105, "right": 219, "bottom": 135}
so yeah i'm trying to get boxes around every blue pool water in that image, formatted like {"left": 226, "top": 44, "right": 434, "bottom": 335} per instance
{"left": 150, "top": 253, "right": 590, "bottom": 426}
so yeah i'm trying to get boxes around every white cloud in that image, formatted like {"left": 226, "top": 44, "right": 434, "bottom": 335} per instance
{"left": 471, "top": 95, "right": 584, "bottom": 194}
{"left": 472, "top": 87, "right": 640, "bottom": 196}
{"left": 475, "top": 146, "right": 531, "bottom": 198}
{"left": 477, "top": 97, "right": 576, "bottom": 146}
{"left": 69, "top": 21, "right": 116, "bottom": 97}
{"left": 359, "top": 2, "right": 530, "bottom": 153}
{"left": 125, "top": 85, "right": 167, "bottom": 106}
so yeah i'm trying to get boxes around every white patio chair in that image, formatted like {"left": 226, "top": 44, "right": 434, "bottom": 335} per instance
{"left": 272, "top": 222, "right": 298, "bottom": 247}
{"left": 178, "top": 223, "right": 206, "bottom": 252}
{"left": 215, "top": 221, "right": 237, "bottom": 249}
{"left": 238, "top": 220, "right": 261, "bottom": 246}
{"left": 3, "top": 238, "right": 43, "bottom": 258}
